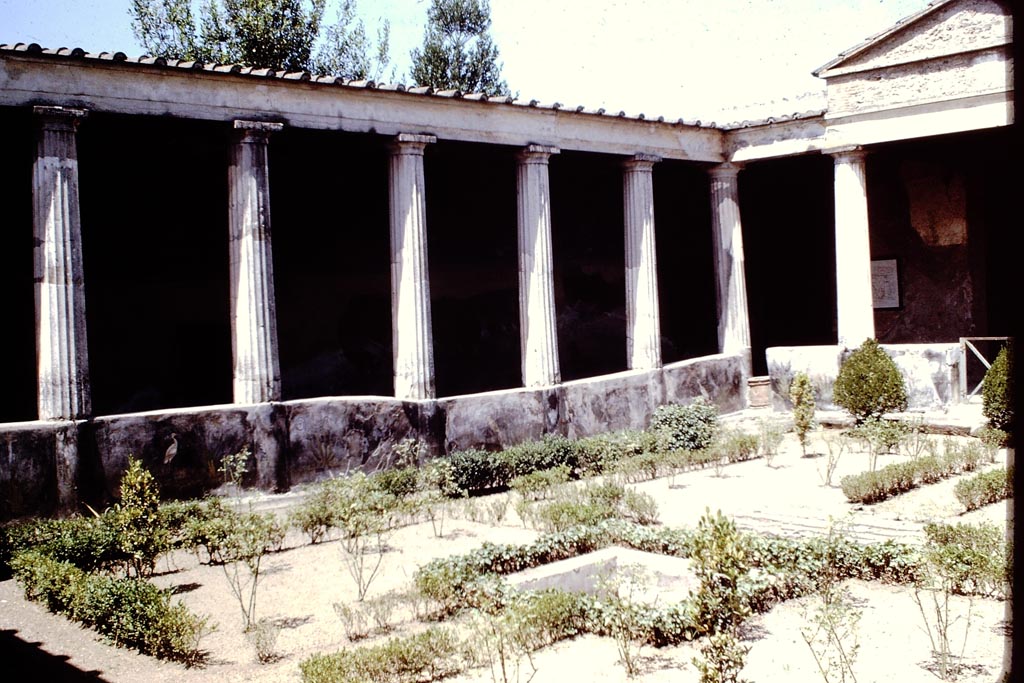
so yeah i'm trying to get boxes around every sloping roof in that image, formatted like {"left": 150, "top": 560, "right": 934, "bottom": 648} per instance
{"left": 0, "top": 42, "right": 715, "bottom": 129}
{"left": 812, "top": 0, "right": 1010, "bottom": 77}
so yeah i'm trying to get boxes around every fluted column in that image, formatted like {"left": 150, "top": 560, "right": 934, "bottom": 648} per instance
{"left": 229, "top": 120, "right": 283, "bottom": 404}
{"left": 389, "top": 134, "right": 437, "bottom": 400}
{"left": 709, "top": 162, "right": 751, "bottom": 357}
{"left": 831, "top": 147, "right": 875, "bottom": 347}
{"left": 516, "top": 144, "right": 561, "bottom": 387}
{"left": 623, "top": 154, "right": 662, "bottom": 370}
{"left": 33, "top": 106, "right": 91, "bottom": 420}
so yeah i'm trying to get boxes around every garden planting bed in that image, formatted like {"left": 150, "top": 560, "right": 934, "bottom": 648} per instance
{"left": 0, "top": 421, "right": 1011, "bottom": 683}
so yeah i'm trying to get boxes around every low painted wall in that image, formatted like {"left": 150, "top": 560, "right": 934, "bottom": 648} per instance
{"left": 0, "top": 351, "right": 747, "bottom": 520}
{"left": 766, "top": 343, "right": 962, "bottom": 412}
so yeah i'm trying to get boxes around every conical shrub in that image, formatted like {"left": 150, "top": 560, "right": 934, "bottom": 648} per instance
{"left": 833, "top": 339, "right": 907, "bottom": 422}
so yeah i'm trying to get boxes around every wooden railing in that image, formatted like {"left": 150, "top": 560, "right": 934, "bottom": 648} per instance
{"left": 959, "top": 336, "right": 1010, "bottom": 401}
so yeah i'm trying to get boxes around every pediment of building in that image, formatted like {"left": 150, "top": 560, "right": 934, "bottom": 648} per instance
{"left": 815, "top": 0, "right": 1011, "bottom": 79}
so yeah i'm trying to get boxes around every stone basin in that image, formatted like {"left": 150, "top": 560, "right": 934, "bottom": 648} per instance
{"left": 506, "top": 546, "right": 698, "bottom": 604}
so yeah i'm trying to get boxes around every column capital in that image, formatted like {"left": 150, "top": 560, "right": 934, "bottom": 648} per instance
{"left": 233, "top": 120, "right": 284, "bottom": 143}
{"left": 391, "top": 133, "right": 437, "bottom": 155}
{"left": 826, "top": 145, "right": 868, "bottom": 163}
{"left": 623, "top": 153, "right": 660, "bottom": 171}
{"left": 517, "top": 144, "right": 560, "bottom": 163}
{"left": 709, "top": 161, "right": 744, "bottom": 179}
{"left": 34, "top": 106, "right": 88, "bottom": 131}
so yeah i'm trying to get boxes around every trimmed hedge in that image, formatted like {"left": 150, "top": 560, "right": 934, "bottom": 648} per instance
{"left": 11, "top": 550, "right": 208, "bottom": 663}
{"left": 954, "top": 467, "right": 1013, "bottom": 512}
{"left": 301, "top": 627, "right": 464, "bottom": 683}
{"left": 413, "top": 519, "right": 921, "bottom": 620}
{"left": 840, "top": 442, "right": 986, "bottom": 504}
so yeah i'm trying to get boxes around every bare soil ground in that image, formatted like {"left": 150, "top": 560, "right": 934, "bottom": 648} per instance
{"left": 1, "top": 417, "right": 1012, "bottom": 683}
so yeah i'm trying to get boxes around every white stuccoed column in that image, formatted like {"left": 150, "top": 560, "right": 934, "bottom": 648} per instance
{"left": 516, "top": 144, "right": 561, "bottom": 387}
{"left": 389, "top": 134, "right": 437, "bottom": 400}
{"left": 623, "top": 154, "right": 662, "bottom": 370}
{"left": 229, "top": 120, "right": 283, "bottom": 404}
{"left": 831, "top": 146, "right": 875, "bottom": 347}
{"left": 709, "top": 162, "right": 751, "bottom": 357}
{"left": 33, "top": 106, "right": 91, "bottom": 420}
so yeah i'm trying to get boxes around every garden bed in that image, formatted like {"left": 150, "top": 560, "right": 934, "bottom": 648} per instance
{"left": 0, "top": 424, "right": 1011, "bottom": 683}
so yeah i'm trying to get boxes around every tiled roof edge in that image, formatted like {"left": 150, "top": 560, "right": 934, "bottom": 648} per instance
{"left": 0, "top": 42, "right": 716, "bottom": 129}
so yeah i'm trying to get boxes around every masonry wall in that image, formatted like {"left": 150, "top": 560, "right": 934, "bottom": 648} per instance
{"left": 0, "top": 352, "right": 747, "bottom": 520}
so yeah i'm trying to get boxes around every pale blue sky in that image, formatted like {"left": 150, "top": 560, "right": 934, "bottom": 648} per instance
{"left": 1, "top": 0, "right": 929, "bottom": 120}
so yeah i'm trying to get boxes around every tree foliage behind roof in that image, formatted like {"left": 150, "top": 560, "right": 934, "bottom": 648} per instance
{"left": 409, "top": 0, "right": 510, "bottom": 96}
{"left": 129, "top": 0, "right": 390, "bottom": 80}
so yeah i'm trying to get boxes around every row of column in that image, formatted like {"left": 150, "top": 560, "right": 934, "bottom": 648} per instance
{"left": 30, "top": 104, "right": 875, "bottom": 421}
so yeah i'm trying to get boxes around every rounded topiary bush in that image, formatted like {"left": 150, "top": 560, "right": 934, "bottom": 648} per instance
{"left": 982, "top": 345, "right": 1012, "bottom": 433}
{"left": 833, "top": 338, "right": 907, "bottom": 422}
{"left": 651, "top": 397, "right": 719, "bottom": 451}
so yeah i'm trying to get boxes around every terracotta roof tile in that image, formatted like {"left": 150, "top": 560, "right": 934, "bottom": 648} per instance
{"left": 0, "top": 42, "right": 716, "bottom": 129}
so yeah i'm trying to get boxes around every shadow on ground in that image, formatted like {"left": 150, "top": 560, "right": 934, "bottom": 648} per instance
{"left": 1, "top": 629, "right": 111, "bottom": 682}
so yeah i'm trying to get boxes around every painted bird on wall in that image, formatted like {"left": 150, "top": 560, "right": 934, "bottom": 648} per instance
{"left": 164, "top": 433, "right": 178, "bottom": 464}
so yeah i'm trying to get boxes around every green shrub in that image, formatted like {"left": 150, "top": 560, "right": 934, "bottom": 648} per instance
{"left": 158, "top": 499, "right": 209, "bottom": 551}
{"left": 922, "top": 521, "right": 1007, "bottom": 598}
{"left": 718, "top": 429, "right": 760, "bottom": 464}
{"left": 300, "top": 626, "right": 463, "bottom": 683}
{"left": 11, "top": 550, "right": 209, "bottom": 663}
{"left": 954, "top": 467, "right": 1012, "bottom": 512}
{"left": 833, "top": 339, "right": 908, "bottom": 422}
{"left": 573, "top": 434, "right": 620, "bottom": 475}
{"left": 789, "top": 372, "right": 816, "bottom": 456}
{"left": 289, "top": 480, "right": 342, "bottom": 544}
{"left": 689, "top": 509, "right": 751, "bottom": 635}
{"left": 839, "top": 469, "right": 889, "bottom": 505}
{"left": 607, "top": 450, "right": 667, "bottom": 483}
{"left": 4, "top": 515, "right": 122, "bottom": 574}
{"left": 510, "top": 465, "right": 571, "bottom": 501}
{"left": 982, "top": 345, "right": 1013, "bottom": 433}
{"left": 447, "top": 448, "right": 501, "bottom": 494}
{"left": 500, "top": 434, "right": 580, "bottom": 479}
{"left": 113, "top": 457, "right": 168, "bottom": 578}
{"left": 532, "top": 500, "right": 607, "bottom": 534}
{"left": 372, "top": 465, "right": 421, "bottom": 499}
{"left": 576, "top": 430, "right": 658, "bottom": 475}
{"left": 512, "top": 589, "right": 590, "bottom": 648}
{"left": 651, "top": 397, "right": 719, "bottom": 452}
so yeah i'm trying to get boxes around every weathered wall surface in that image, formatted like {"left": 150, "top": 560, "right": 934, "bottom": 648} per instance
{"left": 0, "top": 352, "right": 746, "bottom": 520}
{"left": 870, "top": 156, "right": 981, "bottom": 343}
{"left": 766, "top": 343, "right": 962, "bottom": 411}
{"left": 284, "top": 397, "right": 423, "bottom": 485}
{"left": 1, "top": 424, "right": 58, "bottom": 519}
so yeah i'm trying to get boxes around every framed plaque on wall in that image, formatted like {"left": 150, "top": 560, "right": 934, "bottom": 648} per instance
{"left": 871, "top": 258, "right": 900, "bottom": 309}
